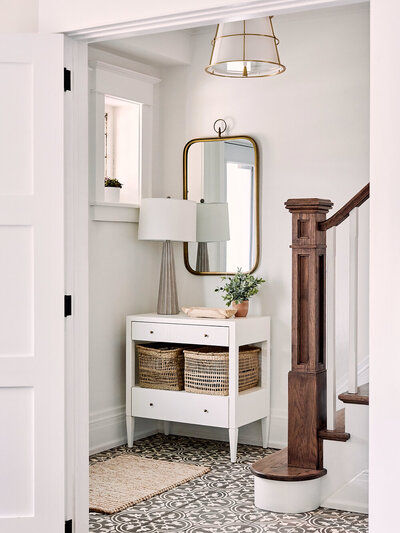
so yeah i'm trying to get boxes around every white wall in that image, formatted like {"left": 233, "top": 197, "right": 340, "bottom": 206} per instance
{"left": 0, "top": 0, "right": 38, "bottom": 32}
{"left": 88, "top": 48, "right": 163, "bottom": 453}
{"left": 157, "top": 4, "right": 370, "bottom": 447}
{"left": 369, "top": 0, "right": 400, "bottom": 531}
{"left": 89, "top": 221, "right": 162, "bottom": 452}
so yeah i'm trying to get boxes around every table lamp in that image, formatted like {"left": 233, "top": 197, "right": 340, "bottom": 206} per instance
{"left": 196, "top": 200, "right": 230, "bottom": 271}
{"left": 138, "top": 198, "right": 197, "bottom": 315}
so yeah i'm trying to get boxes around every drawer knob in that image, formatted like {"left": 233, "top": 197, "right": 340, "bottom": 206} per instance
{"left": 204, "top": 409, "right": 208, "bottom": 413}
{"left": 150, "top": 330, "right": 154, "bottom": 334}
{"left": 204, "top": 333, "right": 209, "bottom": 338}
{"left": 149, "top": 403, "right": 154, "bottom": 407}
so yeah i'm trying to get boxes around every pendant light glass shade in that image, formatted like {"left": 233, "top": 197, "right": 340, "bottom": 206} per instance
{"left": 205, "top": 17, "right": 285, "bottom": 78}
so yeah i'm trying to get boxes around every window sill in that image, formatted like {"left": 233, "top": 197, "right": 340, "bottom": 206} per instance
{"left": 90, "top": 202, "right": 140, "bottom": 223}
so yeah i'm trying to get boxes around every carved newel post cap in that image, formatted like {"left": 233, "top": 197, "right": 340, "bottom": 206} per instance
{"left": 285, "top": 198, "right": 334, "bottom": 214}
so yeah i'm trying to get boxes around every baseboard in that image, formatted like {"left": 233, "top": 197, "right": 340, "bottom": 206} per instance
{"left": 268, "top": 409, "right": 288, "bottom": 449}
{"left": 165, "top": 409, "right": 288, "bottom": 450}
{"left": 89, "top": 406, "right": 288, "bottom": 454}
{"left": 89, "top": 405, "right": 159, "bottom": 455}
{"left": 322, "top": 470, "right": 369, "bottom": 514}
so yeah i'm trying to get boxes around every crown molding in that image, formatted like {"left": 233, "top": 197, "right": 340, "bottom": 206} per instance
{"left": 66, "top": 0, "right": 367, "bottom": 42}
{"left": 89, "top": 60, "right": 161, "bottom": 84}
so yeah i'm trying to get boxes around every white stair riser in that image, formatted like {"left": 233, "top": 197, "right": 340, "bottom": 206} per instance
{"left": 322, "top": 404, "right": 369, "bottom": 507}
{"left": 322, "top": 470, "right": 368, "bottom": 514}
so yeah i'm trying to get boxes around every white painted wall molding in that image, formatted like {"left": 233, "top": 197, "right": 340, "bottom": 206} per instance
{"left": 89, "top": 46, "right": 162, "bottom": 79}
{"left": 89, "top": 406, "right": 127, "bottom": 455}
{"left": 89, "top": 406, "right": 288, "bottom": 453}
{"left": 64, "top": 37, "right": 90, "bottom": 533}
{"left": 90, "top": 404, "right": 287, "bottom": 455}
{"left": 89, "top": 406, "right": 159, "bottom": 454}
{"left": 90, "top": 203, "right": 140, "bottom": 223}
{"left": 166, "top": 408, "right": 288, "bottom": 450}
{"left": 89, "top": 60, "right": 161, "bottom": 85}
{"left": 322, "top": 470, "right": 369, "bottom": 514}
{"left": 89, "top": 59, "right": 155, "bottom": 204}
{"left": 66, "top": 0, "right": 367, "bottom": 42}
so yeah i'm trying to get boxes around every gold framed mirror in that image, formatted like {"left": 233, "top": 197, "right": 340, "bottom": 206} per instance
{"left": 183, "top": 135, "right": 260, "bottom": 276}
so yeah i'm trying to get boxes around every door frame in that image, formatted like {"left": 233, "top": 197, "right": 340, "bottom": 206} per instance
{"left": 64, "top": 1, "right": 387, "bottom": 532}
{"left": 64, "top": 37, "right": 89, "bottom": 532}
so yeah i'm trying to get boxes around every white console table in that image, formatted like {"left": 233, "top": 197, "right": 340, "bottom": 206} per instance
{"left": 126, "top": 313, "right": 271, "bottom": 462}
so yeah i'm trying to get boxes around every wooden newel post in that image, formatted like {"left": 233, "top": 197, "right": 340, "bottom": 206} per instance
{"left": 285, "top": 198, "right": 333, "bottom": 470}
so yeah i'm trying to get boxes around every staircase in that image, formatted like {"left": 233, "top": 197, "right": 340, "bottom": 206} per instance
{"left": 319, "top": 384, "right": 369, "bottom": 513}
{"left": 251, "top": 185, "right": 370, "bottom": 514}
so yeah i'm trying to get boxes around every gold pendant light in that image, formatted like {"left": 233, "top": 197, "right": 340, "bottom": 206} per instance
{"left": 205, "top": 17, "right": 285, "bottom": 78}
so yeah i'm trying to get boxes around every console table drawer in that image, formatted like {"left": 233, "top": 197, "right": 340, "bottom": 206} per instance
{"left": 131, "top": 321, "right": 229, "bottom": 346}
{"left": 131, "top": 387, "right": 229, "bottom": 427}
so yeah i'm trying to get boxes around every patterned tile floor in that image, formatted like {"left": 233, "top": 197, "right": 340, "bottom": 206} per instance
{"left": 89, "top": 434, "right": 368, "bottom": 532}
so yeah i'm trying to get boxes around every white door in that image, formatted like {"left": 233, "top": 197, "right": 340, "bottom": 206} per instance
{"left": 0, "top": 35, "right": 65, "bottom": 532}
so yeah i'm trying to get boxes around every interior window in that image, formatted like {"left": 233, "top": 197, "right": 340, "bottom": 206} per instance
{"left": 104, "top": 95, "right": 142, "bottom": 205}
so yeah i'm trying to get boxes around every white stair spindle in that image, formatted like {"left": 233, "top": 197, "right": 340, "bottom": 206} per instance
{"left": 326, "top": 227, "right": 337, "bottom": 430}
{"left": 349, "top": 208, "right": 359, "bottom": 393}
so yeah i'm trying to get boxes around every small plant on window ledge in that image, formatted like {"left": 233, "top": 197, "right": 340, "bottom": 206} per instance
{"left": 215, "top": 268, "right": 265, "bottom": 317}
{"left": 104, "top": 177, "right": 123, "bottom": 203}
{"left": 104, "top": 177, "right": 123, "bottom": 188}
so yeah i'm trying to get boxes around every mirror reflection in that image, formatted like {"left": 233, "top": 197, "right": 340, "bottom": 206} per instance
{"left": 184, "top": 136, "right": 259, "bottom": 275}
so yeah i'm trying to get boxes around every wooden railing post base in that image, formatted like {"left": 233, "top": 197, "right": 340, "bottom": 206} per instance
{"left": 285, "top": 198, "right": 333, "bottom": 472}
{"left": 288, "top": 370, "right": 326, "bottom": 469}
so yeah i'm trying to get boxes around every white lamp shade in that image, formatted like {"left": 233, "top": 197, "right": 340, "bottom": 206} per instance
{"left": 205, "top": 17, "right": 285, "bottom": 78}
{"left": 138, "top": 198, "right": 197, "bottom": 242}
{"left": 197, "top": 202, "right": 230, "bottom": 243}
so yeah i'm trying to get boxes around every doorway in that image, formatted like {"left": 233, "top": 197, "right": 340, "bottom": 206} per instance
{"left": 68, "top": 4, "right": 371, "bottom": 531}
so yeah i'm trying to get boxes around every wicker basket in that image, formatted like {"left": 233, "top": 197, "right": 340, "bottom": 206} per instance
{"left": 184, "top": 345, "right": 260, "bottom": 396}
{"left": 137, "top": 343, "right": 184, "bottom": 391}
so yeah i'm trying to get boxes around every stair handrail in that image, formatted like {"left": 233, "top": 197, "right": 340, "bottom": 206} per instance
{"left": 318, "top": 183, "right": 370, "bottom": 232}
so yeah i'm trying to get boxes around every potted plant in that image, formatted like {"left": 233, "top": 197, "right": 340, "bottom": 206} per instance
{"left": 215, "top": 268, "right": 265, "bottom": 317}
{"left": 104, "top": 177, "right": 123, "bottom": 203}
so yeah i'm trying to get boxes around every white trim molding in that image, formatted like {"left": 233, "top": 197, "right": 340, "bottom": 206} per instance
{"left": 64, "top": 36, "right": 90, "bottom": 533}
{"left": 89, "top": 406, "right": 288, "bottom": 455}
{"left": 89, "top": 406, "right": 159, "bottom": 455}
{"left": 167, "top": 408, "right": 288, "bottom": 450}
{"left": 89, "top": 60, "right": 156, "bottom": 206}
{"left": 322, "top": 470, "right": 369, "bottom": 514}
{"left": 89, "top": 60, "right": 161, "bottom": 85}
{"left": 66, "top": 0, "right": 368, "bottom": 42}
{"left": 90, "top": 203, "right": 140, "bottom": 223}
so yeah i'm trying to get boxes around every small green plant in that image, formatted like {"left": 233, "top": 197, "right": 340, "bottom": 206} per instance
{"left": 215, "top": 268, "right": 265, "bottom": 306}
{"left": 104, "top": 177, "right": 123, "bottom": 188}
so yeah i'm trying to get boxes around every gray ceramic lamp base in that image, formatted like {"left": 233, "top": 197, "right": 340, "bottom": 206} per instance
{"left": 157, "top": 240, "right": 179, "bottom": 315}
{"left": 196, "top": 242, "right": 210, "bottom": 272}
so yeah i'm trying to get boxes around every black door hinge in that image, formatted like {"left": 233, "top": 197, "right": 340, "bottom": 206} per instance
{"left": 64, "top": 68, "right": 71, "bottom": 92}
{"left": 65, "top": 519, "right": 73, "bottom": 533}
{"left": 64, "top": 295, "right": 72, "bottom": 317}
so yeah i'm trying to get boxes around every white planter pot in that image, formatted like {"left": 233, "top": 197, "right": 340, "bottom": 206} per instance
{"left": 104, "top": 187, "right": 121, "bottom": 203}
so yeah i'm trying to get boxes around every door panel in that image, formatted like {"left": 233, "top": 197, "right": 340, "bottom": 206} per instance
{"left": 0, "top": 34, "right": 64, "bottom": 532}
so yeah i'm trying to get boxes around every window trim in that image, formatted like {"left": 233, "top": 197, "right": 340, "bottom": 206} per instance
{"left": 89, "top": 60, "right": 160, "bottom": 221}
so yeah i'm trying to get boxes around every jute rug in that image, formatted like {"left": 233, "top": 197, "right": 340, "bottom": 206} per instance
{"left": 89, "top": 454, "right": 210, "bottom": 514}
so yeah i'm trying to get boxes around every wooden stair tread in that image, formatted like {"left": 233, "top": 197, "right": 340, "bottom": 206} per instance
{"left": 319, "top": 408, "right": 350, "bottom": 442}
{"left": 339, "top": 383, "right": 369, "bottom": 405}
{"left": 250, "top": 448, "right": 327, "bottom": 482}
